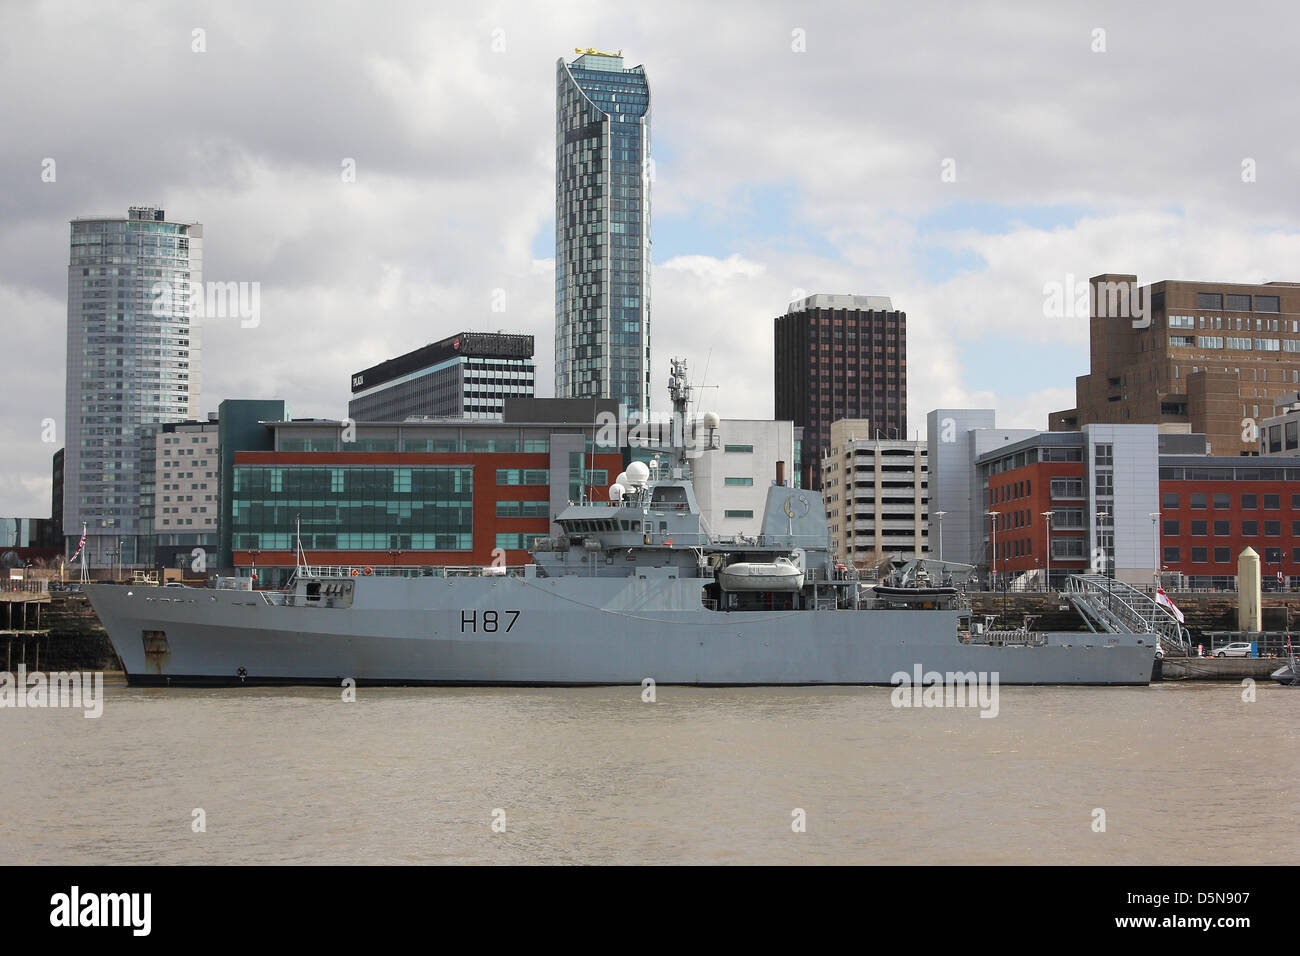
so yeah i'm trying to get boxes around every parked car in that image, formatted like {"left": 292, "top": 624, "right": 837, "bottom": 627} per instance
{"left": 1215, "top": 642, "right": 1254, "bottom": 658}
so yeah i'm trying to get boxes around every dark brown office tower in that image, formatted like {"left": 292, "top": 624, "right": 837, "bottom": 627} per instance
{"left": 774, "top": 294, "right": 907, "bottom": 489}
{"left": 1050, "top": 273, "right": 1300, "bottom": 455}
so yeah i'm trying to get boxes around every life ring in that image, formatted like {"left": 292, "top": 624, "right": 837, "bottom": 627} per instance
{"left": 350, "top": 568, "right": 360, "bottom": 577}
{"left": 363, "top": 566, "right": 373, "bottom": 576}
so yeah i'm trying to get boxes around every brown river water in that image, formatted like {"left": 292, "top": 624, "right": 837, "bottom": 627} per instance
{"left": 2, "top": 676, "right": 1295, "bottom": 865}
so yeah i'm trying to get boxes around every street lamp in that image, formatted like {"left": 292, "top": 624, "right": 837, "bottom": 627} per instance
{"left": 387, "top": 548, "right": 403, "bottom": 570}
{"left": 987, "top": 510, "right": 1000, "bottom": 590}
{"left": 1095, "top": 511, "right": 1110, "bottom": 577}
{"left": 1041, "top": 510, "right": 1054, "bottom": 592}
{"left": 1148, "top": 512, "right": 1161, "bottom": 592}
{"left": 934, "top": 510, "right": 947, "bottom": 563}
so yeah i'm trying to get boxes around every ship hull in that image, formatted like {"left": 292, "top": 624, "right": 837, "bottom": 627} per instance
{"left": 86, "top": 579, "right": 1156, "bottom": 687}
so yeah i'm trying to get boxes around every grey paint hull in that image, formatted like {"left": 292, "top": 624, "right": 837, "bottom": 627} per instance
{"left": 86, "top": 579, "right": 1156, "bottom": 686}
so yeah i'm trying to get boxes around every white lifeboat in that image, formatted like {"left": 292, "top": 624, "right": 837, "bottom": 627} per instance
{"left": 717, "top": 557, "right": 804, "bottom": 592}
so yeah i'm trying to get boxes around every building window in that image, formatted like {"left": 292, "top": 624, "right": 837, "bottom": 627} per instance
{"left": 496, "top": 469, "right": 549, "bottom": 486}
{"left": 1190, "top": 520, "right": 1208, "bottom": 536}
{"left": 1189, "top": 493, "right": 1207, "bottom": 509}
{"left": 1242, "top": 520, "right": 1259, "bottom": 536}
{"left": 495, "top": 533, "right": 545, "bottom": 551}
{"left": 1214, "top": 520, "right": 1230, "bottom": 536}
{"left": 1255, "top": 294, "right": 1280, "bottom": 312}
{"left": 724, "top": 509, "right": 754, "bottom": 519}
{"left": 1241, "top": 493, "right": 1258, "bottom": 509}
{"left": 724, "top": 477, "right": 754, "bottom": 486}
{"left": 1161, "top": 492, "right": 1179, "bottom": 509}
{"left": 1214, "top": 547, "right": 1230, "bottom": 563}
{"left": 723, "top": 445, "right": 754, "bottom": 454}
{"left": 1163, "top": 546, "right": 1181, "bottom": 563}
{"left": 1162, "top": 519, "right": 1179, "bottom": 536}
{"left": 1263, "top": 494, "right": 1281, "bottom": 510}
{"left": 1265, "top": 521, "right": 1282, "bottom": 537}
{"left": 1053, "top": 538, "right": 1085, "bottom": 558}
{"left": 1094, "top": 443, "right": 1113, "bottom": 465}
{"left": 1196, "top": 292, "right": 1223, "bottom": 310}
{"left": 1212, "top": 492, "right": 1229, "bottom": 509}
{"left": 1191, "top": 547, "right": 1209, "bottom": 564}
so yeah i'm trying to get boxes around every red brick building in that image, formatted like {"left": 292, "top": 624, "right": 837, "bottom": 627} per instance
{"left": 977, "top": 427, "right": 1300, "bottom": 588}
{"left": 221, "top": 417, "right": 624, "bottom": 585}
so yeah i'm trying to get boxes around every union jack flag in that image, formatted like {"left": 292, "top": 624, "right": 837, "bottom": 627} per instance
{"left": 69, "top": 524, "right": 87, "bottom": 563}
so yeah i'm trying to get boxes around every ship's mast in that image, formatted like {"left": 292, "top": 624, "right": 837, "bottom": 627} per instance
{"left": 668, "top": 357, "right": 691, "bottom": 472}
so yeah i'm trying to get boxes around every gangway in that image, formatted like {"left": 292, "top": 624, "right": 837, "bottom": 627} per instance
{"left": 1064, "top": 573, "right": 1189, "bottom": 654}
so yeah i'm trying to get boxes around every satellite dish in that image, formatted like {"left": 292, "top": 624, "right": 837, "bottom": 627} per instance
{"left": 626, "top": 461, "right": 650, "bottom": 484}
{"left": 608, "top": 483, "right": 624, "bottom": 502}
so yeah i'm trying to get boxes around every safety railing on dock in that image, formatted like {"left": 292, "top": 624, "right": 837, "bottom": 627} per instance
{"left": 2, "top": 580, "right": 50, "bottom": 594}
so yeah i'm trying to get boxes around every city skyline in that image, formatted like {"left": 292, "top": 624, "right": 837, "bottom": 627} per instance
{"left": 6, "top": 2, "right": 1300, "bottom": 518}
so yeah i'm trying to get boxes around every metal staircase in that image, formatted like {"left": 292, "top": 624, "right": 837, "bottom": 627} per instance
{"left": 1063, "top": 574, "right": 1189, "bottom": 654}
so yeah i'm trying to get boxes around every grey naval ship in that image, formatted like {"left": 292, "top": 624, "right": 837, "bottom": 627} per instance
{"left": 86, "top": 362, "right": 1168, "bottom": 687}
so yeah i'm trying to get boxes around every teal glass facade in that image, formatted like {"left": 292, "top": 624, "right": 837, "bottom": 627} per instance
{"left": 555, "top": 52, "right": 651, "bottom": 420}
{"left": 231, "top": 464, "right": 473, "bottom": 551}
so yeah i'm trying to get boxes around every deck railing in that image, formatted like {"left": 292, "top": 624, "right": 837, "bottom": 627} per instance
{"left": 292, "top": 564, "right": 531, "bottom": 579}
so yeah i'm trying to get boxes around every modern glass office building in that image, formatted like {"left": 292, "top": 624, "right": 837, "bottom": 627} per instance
{"left": 555, "top": 50, "right": 651, "bottom": 421}
{"left": 64, "top": 207, "right": 203, "bottom": 566}
{"left": 219, "top": 417, "right": 621, "bottom": 584}
{"left": 348, "top": 332, "right": 535, "bottom": 422}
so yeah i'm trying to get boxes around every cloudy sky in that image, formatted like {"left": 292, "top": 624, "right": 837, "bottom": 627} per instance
{"left": 3, "top": 0, "right": 1300, "bottom": 517}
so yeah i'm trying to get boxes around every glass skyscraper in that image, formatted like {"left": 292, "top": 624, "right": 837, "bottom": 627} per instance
{"left": 64, "top": 206, "right": 203, "bottom": 566}
{"left": 555, "top": 50, "right": 651, "bottom": 421}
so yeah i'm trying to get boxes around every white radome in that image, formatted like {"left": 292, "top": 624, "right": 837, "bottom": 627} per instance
{"left": 626, "top": 461, "right": 650, "bottom": 483}
{"left": 615, "top": 471, "right": 629, "bottom": 487}
{"left": 701, "top": 411, "right": 721, "bottom": 429}
{"left": 608, "top": 483, "right": 624, "bottom": 501}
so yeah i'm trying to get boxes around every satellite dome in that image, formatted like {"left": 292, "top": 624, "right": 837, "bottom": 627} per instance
{"left": 626, "top": 461, "right": 650, "bottom": 483}
{"left": 701, "top": 411, "right": 720, "bottom": 428}
{"left": 608, "top": 483, "right": 624, "bottom": 501}
{"left": 615, "top": 472, "right": 629, "bottom": 487}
